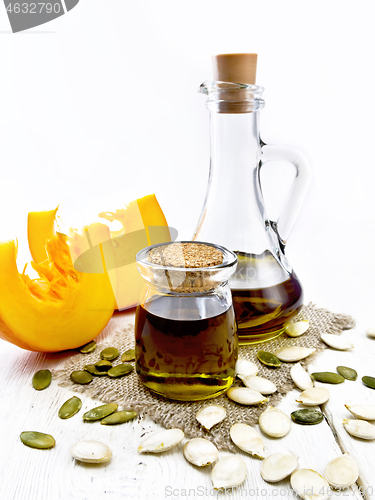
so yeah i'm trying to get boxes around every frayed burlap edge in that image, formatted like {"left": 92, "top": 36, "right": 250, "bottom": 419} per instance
{"left": 54, "top": 303, "right": 355, "bottom": 452}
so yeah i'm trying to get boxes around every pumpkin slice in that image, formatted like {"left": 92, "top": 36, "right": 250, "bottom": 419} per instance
{"left": 28, "top": 207, "right": 58, "bottom": 264}
{"left": 27, "top": 194, "right": 171, "bottom": 310}
{"left": 0, "top": 232, "right": 116, "bottom": 352}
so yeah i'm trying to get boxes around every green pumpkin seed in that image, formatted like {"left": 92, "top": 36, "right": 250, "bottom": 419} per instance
{"left": 121, "top": 349, "right": 135, "bottom": 362}
{"left": 291, "top": 409, "right": 324, "bottom": 425}
{"left": 84, "top": 364, "right": 108, "bottom": 376}
{"left": 20, "top": 431, "right": 55, "bottom": 449}
{"left": 100, "top": 347, "right": 119, "bottom": 361}
{"left": 311, "top": 372, "right": 345, "bottom": 384}
{"left": 32, "top": 369, "right": 52, "bottom": 390}
{"left": 95, "top": 360, "right": 113, "bottom": 372}
{"left": 362, "top": 376, "right": 375, "bottom": 389}
{"left": 257, "top": 351, "right": 281, "bottom": 368}
{"left": 70, "top": 370, "right": 93, "bottom": 385}
{"left": 107, "top": 364, "right": 133, "bottom": 378}
{"left": 101, "top": 410, "right": 137, "bottom": 425}
{"left": 337, "top": 366, "right": 358, "bottom": 381}
{"left": 58, "top": 396, "right": 82, "bottom": 419}
{"left": 79, "top": 341, "right": 97, "bottom": 354}
{"left": 83, "top": 403, "right": 118, "bottom": 421}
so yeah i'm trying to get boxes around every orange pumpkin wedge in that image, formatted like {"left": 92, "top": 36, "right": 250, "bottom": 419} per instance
{"left": 27, "top": 194, "right": 171, "bottom": 311}
{"left": 0, "top": 233, "right": 116, "bottom": 352}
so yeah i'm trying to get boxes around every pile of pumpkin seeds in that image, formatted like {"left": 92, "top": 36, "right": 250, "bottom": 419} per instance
{"left": 71, "top": 342, "right": 135, "bottom": 384}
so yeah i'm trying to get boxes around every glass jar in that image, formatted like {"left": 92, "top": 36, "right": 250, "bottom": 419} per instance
{"left": 135, "top": 241, "right": 238, "bottom": 401}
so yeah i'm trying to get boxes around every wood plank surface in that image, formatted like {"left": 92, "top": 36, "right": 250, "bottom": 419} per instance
{"left": 0, "top": 305, "right": 373, "bottom": 500}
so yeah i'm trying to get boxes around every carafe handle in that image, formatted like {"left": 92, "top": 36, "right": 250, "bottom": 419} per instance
{"left": 260, "top": 144, "right": 312, "bottom": 246}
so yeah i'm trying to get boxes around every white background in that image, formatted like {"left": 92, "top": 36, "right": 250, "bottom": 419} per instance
{"left": 0, "top": 0, "right": 374, "bottom": 321}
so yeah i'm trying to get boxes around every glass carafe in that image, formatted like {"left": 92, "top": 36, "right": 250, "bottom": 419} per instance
{"left": 193, "top": 81, "right": 311, "bottom": 345}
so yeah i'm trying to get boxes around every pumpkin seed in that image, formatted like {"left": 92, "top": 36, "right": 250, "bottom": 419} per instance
{"left": 337, "top": 366, "right": 357, "bottom": 381}
{"left": 20, "top": 431, "right": 55, "bottom": 449}
{"left": 311, "top": 372, "right": 345, "bottom": 384}
{"left": 343, "top": 419, "right": 375, "bottom": 440}
{"left": 70, "top": 370, "right": 93, "bottom": 385}
{"left": 79, "top": 341, "right": 96, "bottom": 354}
{"left": 227, "top": 387, "right": 268, "bottom": 405}
{"left": 366, "top": 328, "right": 375, "bottom": 339}
{"left": 84, "top": 364, "right": 108, "bottom": 376}
{"left": 276, "top": 346, "right": 316, "bottom": 362}
{"left": 259, "top": 406, "right": 291, "bottom": 437}
{"left": 230, "top": 423, "right": 265, "bottom": 458}
{"left": 107, "top": 364, "right": 133, "bottom": 378}
{"left": 295, "top": 387, "right": 330, "bottom": 406}
{"left": 101, "top": 410, "right": 137, "bottom": 425}
{"left": 362, "top": 375, "right": 375, "bottom": 389}
{"left": 121, "top": 349, "right": 135, "bottom": 362}
{"left": 83, "top": 403, "right": 118, "bottom": 421}
{"left": 291, "top": 469, "right": 330, "bottom": 499}
{"left": 320, "top": 333, "right": 354, "bottom": 351}
{"left": 235, "top": 358, "right": 258, "bottom": 377}
{"left": 345, "top": 404, "right": 375, "bottom": 421}
{"left": 138, "top": 429, "right": 184, "bottom": 453}
{"left": 324, "top": 453, "right": 359, "bottom": 489}
{"left": 95, "top": 360, "right": 113, "bottom": 372}
{"left": 196, "top": 405, "right": 226, "bottom": 430}
{"left": 32, "top": 369, "right": 52, "bottom": 391}
{"left": 261, "top": 452, "right": 298, "bottom": 482}
{"left": 285, "top": 320, "right": 309, "bottom": 338}
{"left": 240, "top": 375, "right": 277, "bottom": 395}
{"left": 100, "top": 347, "right": 119, "bottom": 361}
{"left": 257, "top": 351, "right": 281, "bottom": 368}
{"left": 290, "top": 363, "right": 314, "bottom": 391}
{"left": 291, "top": 409, "right": 324, "bottom": 425}
{"left": 58, "top": 396, "right": 82, "bottom": 419}
{"left": 71, "top": 440, "right": 112, "bottom": 463}
{"left": 183, "top": 438, "right": 219, "bottom": 467}
{"left": 211, "top": 456, "right": 247, "bottom": 490}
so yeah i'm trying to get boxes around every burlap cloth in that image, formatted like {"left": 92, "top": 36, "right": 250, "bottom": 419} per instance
{"left": 55, "top": 303, "right": 355, "bottom": 452}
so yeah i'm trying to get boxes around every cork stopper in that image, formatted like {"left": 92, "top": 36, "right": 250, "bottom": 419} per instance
{"left": 149, "top": 243, "right": 223, "bottom": 269}
{"left": 212, "top": 53, "right": 258, "bottom": 85}
{"left": 147, "top": 242, "right": 225, "bottom": 293}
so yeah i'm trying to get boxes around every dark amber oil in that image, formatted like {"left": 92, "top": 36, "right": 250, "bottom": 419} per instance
{"left": 135, "top": 295, "right": 238, "bottom": 401}
{"left": 231, "top": 252, "right": 303, "bottom": 345}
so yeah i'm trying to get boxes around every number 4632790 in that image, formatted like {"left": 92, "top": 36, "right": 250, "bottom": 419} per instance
{"left": 6, "top": 3, "right": 62, "bottom": 14}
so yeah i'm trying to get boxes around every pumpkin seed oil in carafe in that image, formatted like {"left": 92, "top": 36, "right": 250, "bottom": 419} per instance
{"left": 230, "top": 251, "right": 303, "bottom": 344}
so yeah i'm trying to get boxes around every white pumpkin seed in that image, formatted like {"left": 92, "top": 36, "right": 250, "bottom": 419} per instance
{"left": 240, "top": 375, "right": 277, "bottom": 395}
{"left": 211, "top": 456, "right": 247, "bottom": 489}
{"left": 320, "top": 333, "right": 353, "bottom": 351}
{"left": 291, "top": 363, "right": 314, "bottom": 390}
{"left": 138, "top": 429, "right": 184, "bottom": 453}
{"left": 227, "top": 387, "right": 268, "bottom": 406}
{"left": 71, "top": 440, "right": 112, "bottom": 463}
{"left": 366, "top": 328, "right": 375, "bottom": 339}
{"left": 324, "top": 453, "right": 359, "bottom": 489}
{"left": 183, "top": 438, "right": 218, "bottom": 467}
{"left": 290, "top": 469, "right": 330, "bottom": 500}
{"left": 276, "top": 346, "right": 315, "bottom": 362}
{"left": 235, "top": 358, "right": 258, "bottom": 377}
{"left": 230, "top": 423, "right": 265, "bottom": 458}
{"left": 345, "top": 404, "right": 375, "bottom": 421}
{"left": 296, "top": 387, "right": 330, "bottom": 406}
{"left": 196, "top": 405, "right": 226, "bottom": 430}
{"left": 285, "top": 320, "right": 309, "bottom": 338}
{"left": 343, "top": 419, "right": 375, "bottom": 440}
{"left": 261, "top": 452, "right": 298, "bottom": 482}
{"left": 259, "top": 406, "right": 291, "bottom": 438}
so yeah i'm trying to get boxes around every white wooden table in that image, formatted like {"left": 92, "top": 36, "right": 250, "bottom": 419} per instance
{"left": 1, "top": 249, "right": 374, "bottom": 500}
